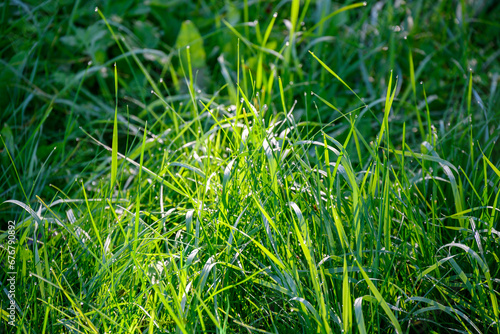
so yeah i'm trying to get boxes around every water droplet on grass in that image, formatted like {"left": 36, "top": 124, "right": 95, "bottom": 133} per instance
{"left": 95, "top": 7, "right": 98, "bottom": 12}
{"left": 273, "top": 12, "right": 278, "bottom": 18}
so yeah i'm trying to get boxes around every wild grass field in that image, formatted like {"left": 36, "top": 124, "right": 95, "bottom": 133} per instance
{"left": 1, "top": 0, "right": 499, "bottom": 333}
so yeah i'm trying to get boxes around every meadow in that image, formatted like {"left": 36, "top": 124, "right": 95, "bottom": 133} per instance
{"left": 1, "top": 0, "right": 499, "bottom": 333}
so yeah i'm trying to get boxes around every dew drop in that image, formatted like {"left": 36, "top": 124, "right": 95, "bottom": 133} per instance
{"left": 363, "top": 1, "right": 367, "bottom": 5}
{"left": 95, "top": 7, "right": 98, "bottom": 12}
{"left": 404, "top": 36, "right": 407, "bottom": 40}
{"left": 88, "top": 61, "right": 93, "bottom": 66}
{"left": 273, "top": 12, "right": 278, "bottom": 18}
{"left": 159, "top": 78, "right": 163, "bottom": 83}
{"left": 310, "top": 91, "right": 314, "bottom": 95}
{"left": 285, "top": 41, "right": 289, "bottom": 46}
{"left": 420, "top": 81, "right": 423, "bottom": 85}
{"left": 186, "top": 45, "right": 190, "bottom": 49}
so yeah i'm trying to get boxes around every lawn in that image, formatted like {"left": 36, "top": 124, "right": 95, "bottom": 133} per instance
{"left": 1, "top": 0, "right": 499, "bottom": 333}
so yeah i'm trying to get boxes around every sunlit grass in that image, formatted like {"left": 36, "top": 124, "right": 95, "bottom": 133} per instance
{"left": 1, "top": 0, "right": 499, "bottom": 333}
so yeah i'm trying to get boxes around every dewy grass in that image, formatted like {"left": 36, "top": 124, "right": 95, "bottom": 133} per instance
{"left": 1, "top": 0, "right": 499, "bottom": 333}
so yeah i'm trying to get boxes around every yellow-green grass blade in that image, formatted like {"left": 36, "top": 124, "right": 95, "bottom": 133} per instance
{"left": 354, "top": 259, "right": 403, "bottom": 334}
{"left": 305, "top": 2, "right": 367, "bottom": 37}
{"left": 342, "top": 255, "right": 352, "bottom": 333}
{"left": 110, "top": 63, "right": 118, "bottom": 193}
{"left": 134, "top": 122, "right": 148, "bottom": 251}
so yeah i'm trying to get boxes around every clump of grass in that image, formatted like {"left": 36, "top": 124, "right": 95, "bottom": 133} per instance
{"left": 1, "top": 0, "right": 499, "bottom": 333}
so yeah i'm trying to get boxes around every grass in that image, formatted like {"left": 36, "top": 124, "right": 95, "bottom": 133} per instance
{"left": 1, "top": 0, "right": 499, "bottom": 333}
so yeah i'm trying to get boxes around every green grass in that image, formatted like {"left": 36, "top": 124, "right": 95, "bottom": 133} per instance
{"left": 1, "top": 0, "right": 499, "bottom": 333}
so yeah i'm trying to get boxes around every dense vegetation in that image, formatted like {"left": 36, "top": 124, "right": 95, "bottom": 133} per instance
{"left": 1, "top": 0, "right": 499, "bottom": 333}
